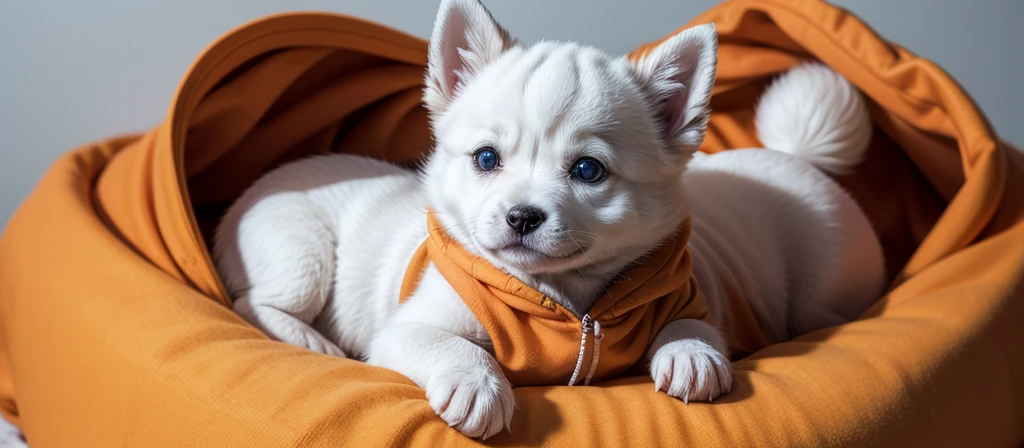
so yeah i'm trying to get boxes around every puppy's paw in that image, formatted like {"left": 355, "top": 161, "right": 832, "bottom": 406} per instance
{"left": 235, "top": 301, "right": 347, "bottom": 357}
{"left": 275, "top": 322, "right": 346, "bottom": 357}
{"left": 425, "top": 355, "right": 514, "bottom": 440}
{"left": 650, "top": 339, "right": 732, "bottom": 403}
{"left": 297, "top": 329, "right": 347, "bottom": 358}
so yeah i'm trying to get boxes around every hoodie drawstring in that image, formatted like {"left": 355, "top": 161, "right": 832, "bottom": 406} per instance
{"left": 568, "top": 314, "right": 603, "bottom": 386}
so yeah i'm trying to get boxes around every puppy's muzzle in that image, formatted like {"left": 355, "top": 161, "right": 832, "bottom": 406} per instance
{"left": 506, "top": 205, "right": 546, "bottom": 235}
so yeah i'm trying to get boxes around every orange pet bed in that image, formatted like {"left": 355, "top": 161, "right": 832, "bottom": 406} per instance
{"left": 1, "top": 0, "right": 1022, "bottom": 446}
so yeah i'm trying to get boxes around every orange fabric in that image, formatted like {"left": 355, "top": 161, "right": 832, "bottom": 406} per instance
{"left": 398, "top": 212, "right": 737, "bottom": 386}
{"left": 1, "top": 0, "right": 1023, "bottom": 446}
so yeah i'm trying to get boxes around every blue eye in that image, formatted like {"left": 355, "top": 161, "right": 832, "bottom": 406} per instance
{"left": 570, "top": 157, "right": 607, "bottom": 183}
{"left": 474, "top": 147, "right": 499, "bottom": 171}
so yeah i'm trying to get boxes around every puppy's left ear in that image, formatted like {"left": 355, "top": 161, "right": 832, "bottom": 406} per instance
{"left": 424, "top": 0, "right": 517, "bottom": 116}
{"left": 630, "top": 23, "right": 718, "bottom": 154}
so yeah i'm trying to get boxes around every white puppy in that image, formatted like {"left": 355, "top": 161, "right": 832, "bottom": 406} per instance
{"left": 213, "top": 0, "right": 884, "bottom": 439}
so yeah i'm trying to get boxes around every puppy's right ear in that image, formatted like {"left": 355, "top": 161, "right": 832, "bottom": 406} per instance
{"left": 630, "top": 23, "right": 718, "bottom": 157}
{"left": 424, "top": 0, "right": 516, "bottom": 116}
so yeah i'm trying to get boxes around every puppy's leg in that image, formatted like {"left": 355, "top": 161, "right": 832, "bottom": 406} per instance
{"left": 648, "top": 319, "right": 732, "bottom": 403}
{"left": 366, "top": 265, "right": 513, "bottom": 440}
{"left": 234, "top": 298, "right": 344, "bottom": 357}
{"left": 223, "top": 193, "right": 345, "bottom": 357}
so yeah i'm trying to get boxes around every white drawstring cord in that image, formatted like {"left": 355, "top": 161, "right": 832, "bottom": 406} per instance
{"left": 568, "top": 315, "right": 602, "bottom": 386}
{"left": 583, "top": 320, "right": 603, "bottom": 386}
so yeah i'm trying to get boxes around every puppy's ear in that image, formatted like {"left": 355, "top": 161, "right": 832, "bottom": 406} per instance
{"left": 630, "top": 23, "right": 718, "bottom": 154}
{"left": 424, "top": 0, "right": 516, "bottom": 116}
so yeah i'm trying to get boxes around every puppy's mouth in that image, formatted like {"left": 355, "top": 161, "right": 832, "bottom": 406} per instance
{"left": 492, "top": 242, "right": 588, "bottom": 273}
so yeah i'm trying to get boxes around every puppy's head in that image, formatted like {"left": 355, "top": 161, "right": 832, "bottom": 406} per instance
{"left": 422, "top": 0, "right": 717, "bottom": 279}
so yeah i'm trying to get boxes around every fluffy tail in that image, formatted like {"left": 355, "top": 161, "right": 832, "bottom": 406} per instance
{"left": 755, "top": 63, "right": 872, "bottom": 175}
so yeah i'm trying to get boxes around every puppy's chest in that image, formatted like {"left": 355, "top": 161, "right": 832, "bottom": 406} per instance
{"left": 402, "top": 219, "right": 716, "bottom": 386}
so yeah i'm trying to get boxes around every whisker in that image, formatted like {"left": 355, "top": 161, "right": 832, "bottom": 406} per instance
{"left": 567, "top": 233, "right": 615, "bottom": 300}
{"left": 562, "top": 229, "right": 621, "bottom": 261}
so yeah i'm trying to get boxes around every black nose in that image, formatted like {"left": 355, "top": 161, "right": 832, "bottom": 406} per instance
{"left": 506, "top": 205, "right": 547, "bottom": 235}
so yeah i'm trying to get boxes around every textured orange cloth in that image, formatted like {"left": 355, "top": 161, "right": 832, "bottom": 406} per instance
{"left": 399, "top": 212, "right": 723, "bottom": 386}
{"left": 1, "top": 0, "right": 1023, "bottom": 446}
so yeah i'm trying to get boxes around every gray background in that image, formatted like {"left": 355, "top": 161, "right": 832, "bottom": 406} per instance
{"left": 1, "top": 0, "right": 1022, "bottom": 229}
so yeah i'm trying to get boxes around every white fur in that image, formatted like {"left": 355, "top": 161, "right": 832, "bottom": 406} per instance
{"left": 213, "top": 0, "right": 884, "bottom": 439}
{"left": 756, "top": 63, "right": 874, "bottom": 175}
{"left": 647, "top": 319, "right": 732, "bottom": 403}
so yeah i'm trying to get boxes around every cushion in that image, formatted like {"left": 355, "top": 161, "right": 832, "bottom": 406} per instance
{"left": 1, "top": 1, "right": 1022, "bottom": 446}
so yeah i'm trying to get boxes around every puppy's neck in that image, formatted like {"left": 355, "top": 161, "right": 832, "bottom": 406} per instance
{"left": 512, "top": 256, "right": 636, "bottom": 318}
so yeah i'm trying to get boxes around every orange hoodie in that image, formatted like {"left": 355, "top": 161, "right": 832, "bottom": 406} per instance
{"left": 400, "top": 211, "right": 767, "bottom": 386}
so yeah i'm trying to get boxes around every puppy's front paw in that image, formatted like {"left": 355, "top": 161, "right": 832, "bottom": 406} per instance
{"left": 425, "top": 355, "right": 514, "bottom": 440}
{"left": 650, "top": 339, "right": 732, "bottom": 403}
